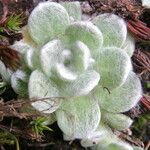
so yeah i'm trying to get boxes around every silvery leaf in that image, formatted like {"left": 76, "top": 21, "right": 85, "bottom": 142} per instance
{"left": 11, "top": 70, "right": 28, "bottom": 97}
{"left": 25, "top": 48, "right": 41, "bottom": 70}
{"left": 29, "top": 70, "right": 61, "bottom": 114}
{"left": 28, "top": 2, "right": 70, "bottom": 45}
{"left": 95, "top": 71, "right": 142, "bottom": 113}
{"left": 102, "top": 110, "right": 133, "bottom": 130}
{"left": 103, "top": 141, "right": 133, "bottom": 150}
{"left": 56, "top": 95, "right": 101, "bottom": 139}
{"left": 60, "top": 1, "right": 81, "bottom": 21}
{"left": 0, "top": 61, "right": 12, "bottom": 83}
{"left": 81, "top": 124, "right": 114, "bottom": 148}
{"left": 95, "top": 47, "right": 132, "bottom": 89}
{"left": 65, "top": 21, "right": 103, "bottom": 56}
{"left": 142, "top": 0, "right": 150, "bottom": 8}
{"left": 122, "top": 33, "right": 135, "bottom": 57}
{"left": 70, "top": 41, "right": 92, "bottom": 72}
{"left": 10, "top": 40, "right": 31, "bottom": 55}
{"left": 60, "top": 70, "right": 100, "bottom": 97}
{"left": 92, "top": 13, "right": 127, "bottom": 47}
{"left": 40, "top": 39, "right": 63, "bottom": 77}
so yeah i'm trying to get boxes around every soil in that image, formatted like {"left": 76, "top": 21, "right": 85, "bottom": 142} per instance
{"left": 0, "top": 0, "right": 150, "bottom": 150}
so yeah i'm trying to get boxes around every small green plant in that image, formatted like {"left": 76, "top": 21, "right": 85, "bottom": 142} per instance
{"left": 0, "top": 130, "right": 20, "bottom": 150}
{"left": 0, "top": 13, "right": 23, "bottom": 39}
{"left": 30, "top": 117, "right": 53, "bottom": 137}
{"left": 0, "top": 1, "right": 143, "bottom": 150}
{"left": 6, "top": 14, "right": 23, "bottom": 31}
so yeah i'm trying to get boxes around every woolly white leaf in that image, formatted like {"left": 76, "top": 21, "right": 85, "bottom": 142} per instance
{"left": 25, "top": 48, "right": 41, "bottom": 70}
{"left": 102, "top": 110, "right": 133, "bottom": 130}
{"left": 28, "top": 2, "right": 70, "bottom": 45}
{"left": 10, "top": 40, "right": 31, "bottom": 54}
{"left": 56, "top": 95, "right": 101, "bottom": 139}
{"left": 81, "top": 124, "right": 114, "bottom": 148}
{"left": 21, "top": 26, "right": 38, "bottom": 47}
{"left": 65, "top": 21, "right": 103, "bottom": 56}
{"left": 60, "top": 1, "right": 81, "bottom": 21}
{"left": 122, "top": 33, "right": 135, "bottom": 57}
{"left": 29, "top": 70, "right": 61, "bottom": 114}
{"left": 40, "top": 39, "right": 63, "bottom": 77}
{"left": 103, "top": 141, "right": 133, "bottom": 150}
{"left": 93, "top": 13, "right": 127, "bottom": 47}
{"left": 95, "top": 71, "right": 142, "bottom": 113}
{"left": 11, "top": 70, "right": 28, "bottom": 97}
{"left": 56, "top": 63, "right": 77, "bottom": 81}
{"left": 95, "top": 47, "right": 132, "bottom": 89}
{"left": 70, "top": 41, "right": 92, "bottom": 72}
{"left": 142, "top": 0, "right": 150, "bottom": 8}
{"left": 60, "top": 70, "right": 100, "bottom": 97}
{"left": 0, "top": 61, "right": 12, "bottom": 83}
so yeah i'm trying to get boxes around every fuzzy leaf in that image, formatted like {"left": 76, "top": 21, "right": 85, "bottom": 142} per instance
{"left": 95, "top": 47, "right": 132, "bottom": 89}
{"left": 60, "top": 70, "right": 100, "bottom": 97}
{"left": 102, "top": 111, "right": 133, "bottom": 130}
{"left": 10, "top": 40, "right": 31, "bottom": 55}
{"left": 122, "top": 33, "right": 135, "bottom": 57}
{"left": 70, "top": 41, "right": 92, "bottom": 72}
{"left": 65, "top": 21, "right": 103, "bottom": 56}
{"left": 0, "top": 61, "right": 12, "bottom": 83}
{"left": 11, "top": 70, "right": 28, "bottom": 97}
{"left": 81, "top": 124, "right": 114, "bottom": 147}
{"left": 25, "top": 48, "right": 41, "bottom": 70}
{"left": 56, "top": 95, "right": 101, "bottom": 139}
{"left": 104, "top": 141, "right": 133, "bottom": 150}
{"left": 28, "top": 2, "right": 70, "bottom": 45}
{"left": 60, "top": 1, "right": 81, "bottom": 21}
{"left": 55, "top": 63, "right": 77, "bottom": 81}
{"left": 93, "top": 13, "right": 127, "bottom": 47}
{"left": 142, "top": 0, "right": 150, "bottom": 8}
{"left": 29, "top": 70, "right": 61, "bottom": 114}
{"left": 95, "top": 71, "right": 142, "bottom": 113}
{"left": 40, "top": 39, "right": 63, "bottom": 77}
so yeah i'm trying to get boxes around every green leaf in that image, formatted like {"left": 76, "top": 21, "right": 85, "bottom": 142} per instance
{"left": 92, "top": 13, "right": 127, "bottom": 47}
{"left": 11, "top": 70, "right": 28, "bottom": 97}
{"left": 29, "top": 70, "right": 61, "bottom": 114}
{"left": 122, "top": 33, "right": 135, "bottom": 57}
{"left": 28, "top": 2, "right": 70, "bottom": 45}
{"left": 10, "top": 40, "right": 31, "bottom": 55}
{"left": 70, "top": 41, "right": 92, "bottom": 72}
{"left": 25, "top": 48, "right": 41, "bottom": 70}
{"left": 81, "top": 124, "right": 114, "bottom": 147}
{"left": 40, "top": 39, "right": 63, "bottom": 77}
{"left": 95, "top": 71, "right": 142, "bottom": 113}
{"left": 104, "top": 141, "right": 133, "bottom": 150}
{"left": 65, "top": 21, "right": 103, "bottom": 57}
{"left": 56, "top": 95, "right": 101, "bottom": 139}
{"left": 142, "top": 0, "right": 150, "bottom": 8}
{"left": 60, "top": 1, "right": 82, "bottom": 21}
{"left": 60, "top": 70, "right": 100, "bottom": 97}
{"left": 0, "top": 61, "right": 12, "bottom": 83}
{"left": 95, "top": 47, "right": 132, "bottom": 89}
{"left": 102, "top": 110, "right": 133, "bottom": 130}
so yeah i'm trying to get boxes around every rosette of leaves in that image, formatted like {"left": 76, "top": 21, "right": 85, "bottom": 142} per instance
{"left": 0, "top": 1, "right": 143, "bottom": 149}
